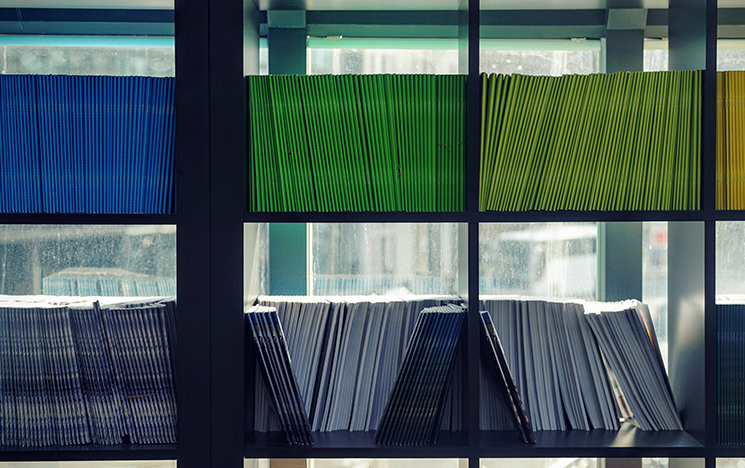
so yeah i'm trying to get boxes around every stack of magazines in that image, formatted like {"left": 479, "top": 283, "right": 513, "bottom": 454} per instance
{"left": 0, "top": 74, "right": 175, "bottom": 214}
{"left": 247, "top": 305, "right": 312, "bottom": 445}
{"left": 249, "top": 295, "right": 463, "bottom": 438}
{"left": 480, "top": 71, "right": 701, "bottom": 211}
{"left": 374, "top": 304, "right": 465, "bottom": 445}
{"left": 716, "top": 295, "right": 745, "bottom": 444}
{"left": 0, "top": 295, "right": 176, "bottom": 446}
{"left": 480, "top": 296, "right": 681, "bottom": 432}
{"left": 247, "top": 74, "right": 466, "bottom": 212}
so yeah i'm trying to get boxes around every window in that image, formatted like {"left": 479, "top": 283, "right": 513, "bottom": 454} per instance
{"left": 0, "top": 36, "right": 175, "bottom": 76}
{"left": 0, "top": 225, "right": 176, "bottom": 296}
{"left": 480, "top": 223, "right": 598, "bottom": 300}
{"left": 480, "top": 40, "right": 600, "bottom": 75}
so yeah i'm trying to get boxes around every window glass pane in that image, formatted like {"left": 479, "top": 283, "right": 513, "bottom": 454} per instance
{"left": 480, "top": 223, "right": 597, "bottom": 300}
{"left": 0, "top": 37, "right": 175, "bottom": 76}
{"left": 716, "top": 221, "right": 745, "bottom": 295}
{"left": 310, "top": 223, "right": 459, "bottom": 296}
{"left": 717, "top": 459, "right": 745, "bottom": 468}
{"left": 642, "top": 222, "right": 669, "bottom": 367}
{"left": 306, "top": 39, "right": 599, "bottom": 75}
{"left": 718, "top": 40, "right": 745, "bottom": 71}
{"left": 308, "top": 48, "right": 459, "bottom": 74}
{"left": 0, "top": 225, "right": 176, "bottom": 296}
{"left": 480, "top": 49, "right": 600, "bottom": 75}
{"left": 643, "top": 40, "right": 745, "bottom": 71}
{"left": 644, "top": 46, "right": 668, "bottom": 72}
{"left": 642, "top": 459, "right": 671, "bottom": 468}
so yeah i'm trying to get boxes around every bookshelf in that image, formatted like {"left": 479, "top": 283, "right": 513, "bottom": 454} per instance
{"left": 0, "top": 1, "right": 739, "bottom": 468}
{"left": 237, "top": 1, "right": 716, "bottom": 466}
{"left": 240, "top": 1, "right": 716, "bottom": 468}
{"left": 0, "top": 4, "right": 178, "bottom": 464}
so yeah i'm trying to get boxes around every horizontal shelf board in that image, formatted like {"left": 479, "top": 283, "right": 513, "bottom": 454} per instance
{"left": 479, "top": 425, "right": 705, "bottom": 457}
{"left": 0, "top": 444, "right": 176, "bottom": 462}
{"left": 260, "top": 0, "right": 666, "bottom": 10}
{"left": 245, "top": 431, "right": 468, "bottom": 458}
{"left": 479, "top": 210, "right": 709, "bottom": 222}
{"left": 0, "top": 213, "right": 177, "bottom": 225}
{"left": 245, "top": 427, "right": 706, "bottom": 458}
{"left": 245, "top": 211, "right": 469, "bottom": 223}
{"left": 245, "top": 210, "right": 729, "bottom": 223}
{"left": 714, "top": 446, "right": 745, "bottom": 457}
{"left": 713, "top": 210, "right": 745, "bottom": 220}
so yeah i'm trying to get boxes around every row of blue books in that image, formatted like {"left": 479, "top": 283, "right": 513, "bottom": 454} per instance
{"left": 0, "top": 74, "right": 175, "bottom": 214}
{"left": 250, "top": 295, "right": 463, "bottom": 441}
{"left": 0, "top": 296, "right": 176, "bottom": 447}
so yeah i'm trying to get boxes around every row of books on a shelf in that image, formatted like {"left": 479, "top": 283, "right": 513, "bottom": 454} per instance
{"left": 2, "top": 291, "right": 745, "bottom": 448}
{"left": 0, "top": 70, "right": 744, "bottom": 214}
{"left": 247, "top": 294, "right": 681, "bottom": 446}
{"left": 0, "top": 295, "right": 176, "bottom": 447}
{"left": 718, "top": 295, "right": 745, "bottom": 445}
{"left": 246, "top": 71, "right": 709, "bottom": 212}
{"left": 0, "top": 74, "right": 174, "bottom": 214}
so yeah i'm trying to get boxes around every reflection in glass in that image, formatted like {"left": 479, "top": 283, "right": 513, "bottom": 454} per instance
{"left": 0, "top": 225, "right": 175, "bottom": 296}
{"left": 716, "top": 222, "right": 745, "bottom": 295}
{"left": 480, "top": 223, "right": 597, "bottom": 300}
{"left": 310, "top": 223, "right": 458, "bottom": 296}
{"left": 0, "top": 40, "right": 175, "bottom": 76}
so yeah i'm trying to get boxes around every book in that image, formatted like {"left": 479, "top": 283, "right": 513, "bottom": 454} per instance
{"left": 479, "top": 310, "right": 535, "bottom": 443}
{"left": 0, "top": 74, "right": 175, "bottom": 214}
{"left": 0, "top": 295, "right": 177, "bottom": 446}
{"left": 250, "top": 295, "right": 463, "bottom": 435}
{"left": 479, "top": 71, "right": 701, "bottom": 211}
{"left": 374, "top": 303, "right": 465, "bottom": 445}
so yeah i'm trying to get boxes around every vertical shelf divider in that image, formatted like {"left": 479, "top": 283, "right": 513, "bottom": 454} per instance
{"left": 460, "top": 0, "right": 481, "bottom": 448}
{"left": 667, "top": 0, "right": 715, "bottom": 446}
{"left": 210, "top": 0, "right": 247, "bottom": 465}
{"left": 175, "top": 0, "right": 212, "bottom": 466}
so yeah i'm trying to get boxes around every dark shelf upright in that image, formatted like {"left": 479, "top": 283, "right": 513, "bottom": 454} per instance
{"left": 177, "top": 0, "right": 249, "bottom": 466}
{"left": 175, "top": 0, "right": 211, "bottom": 466}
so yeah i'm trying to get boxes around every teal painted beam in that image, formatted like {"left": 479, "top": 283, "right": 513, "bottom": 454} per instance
{"left": 268, "top": 223, "right": 307, "bottom": 295}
